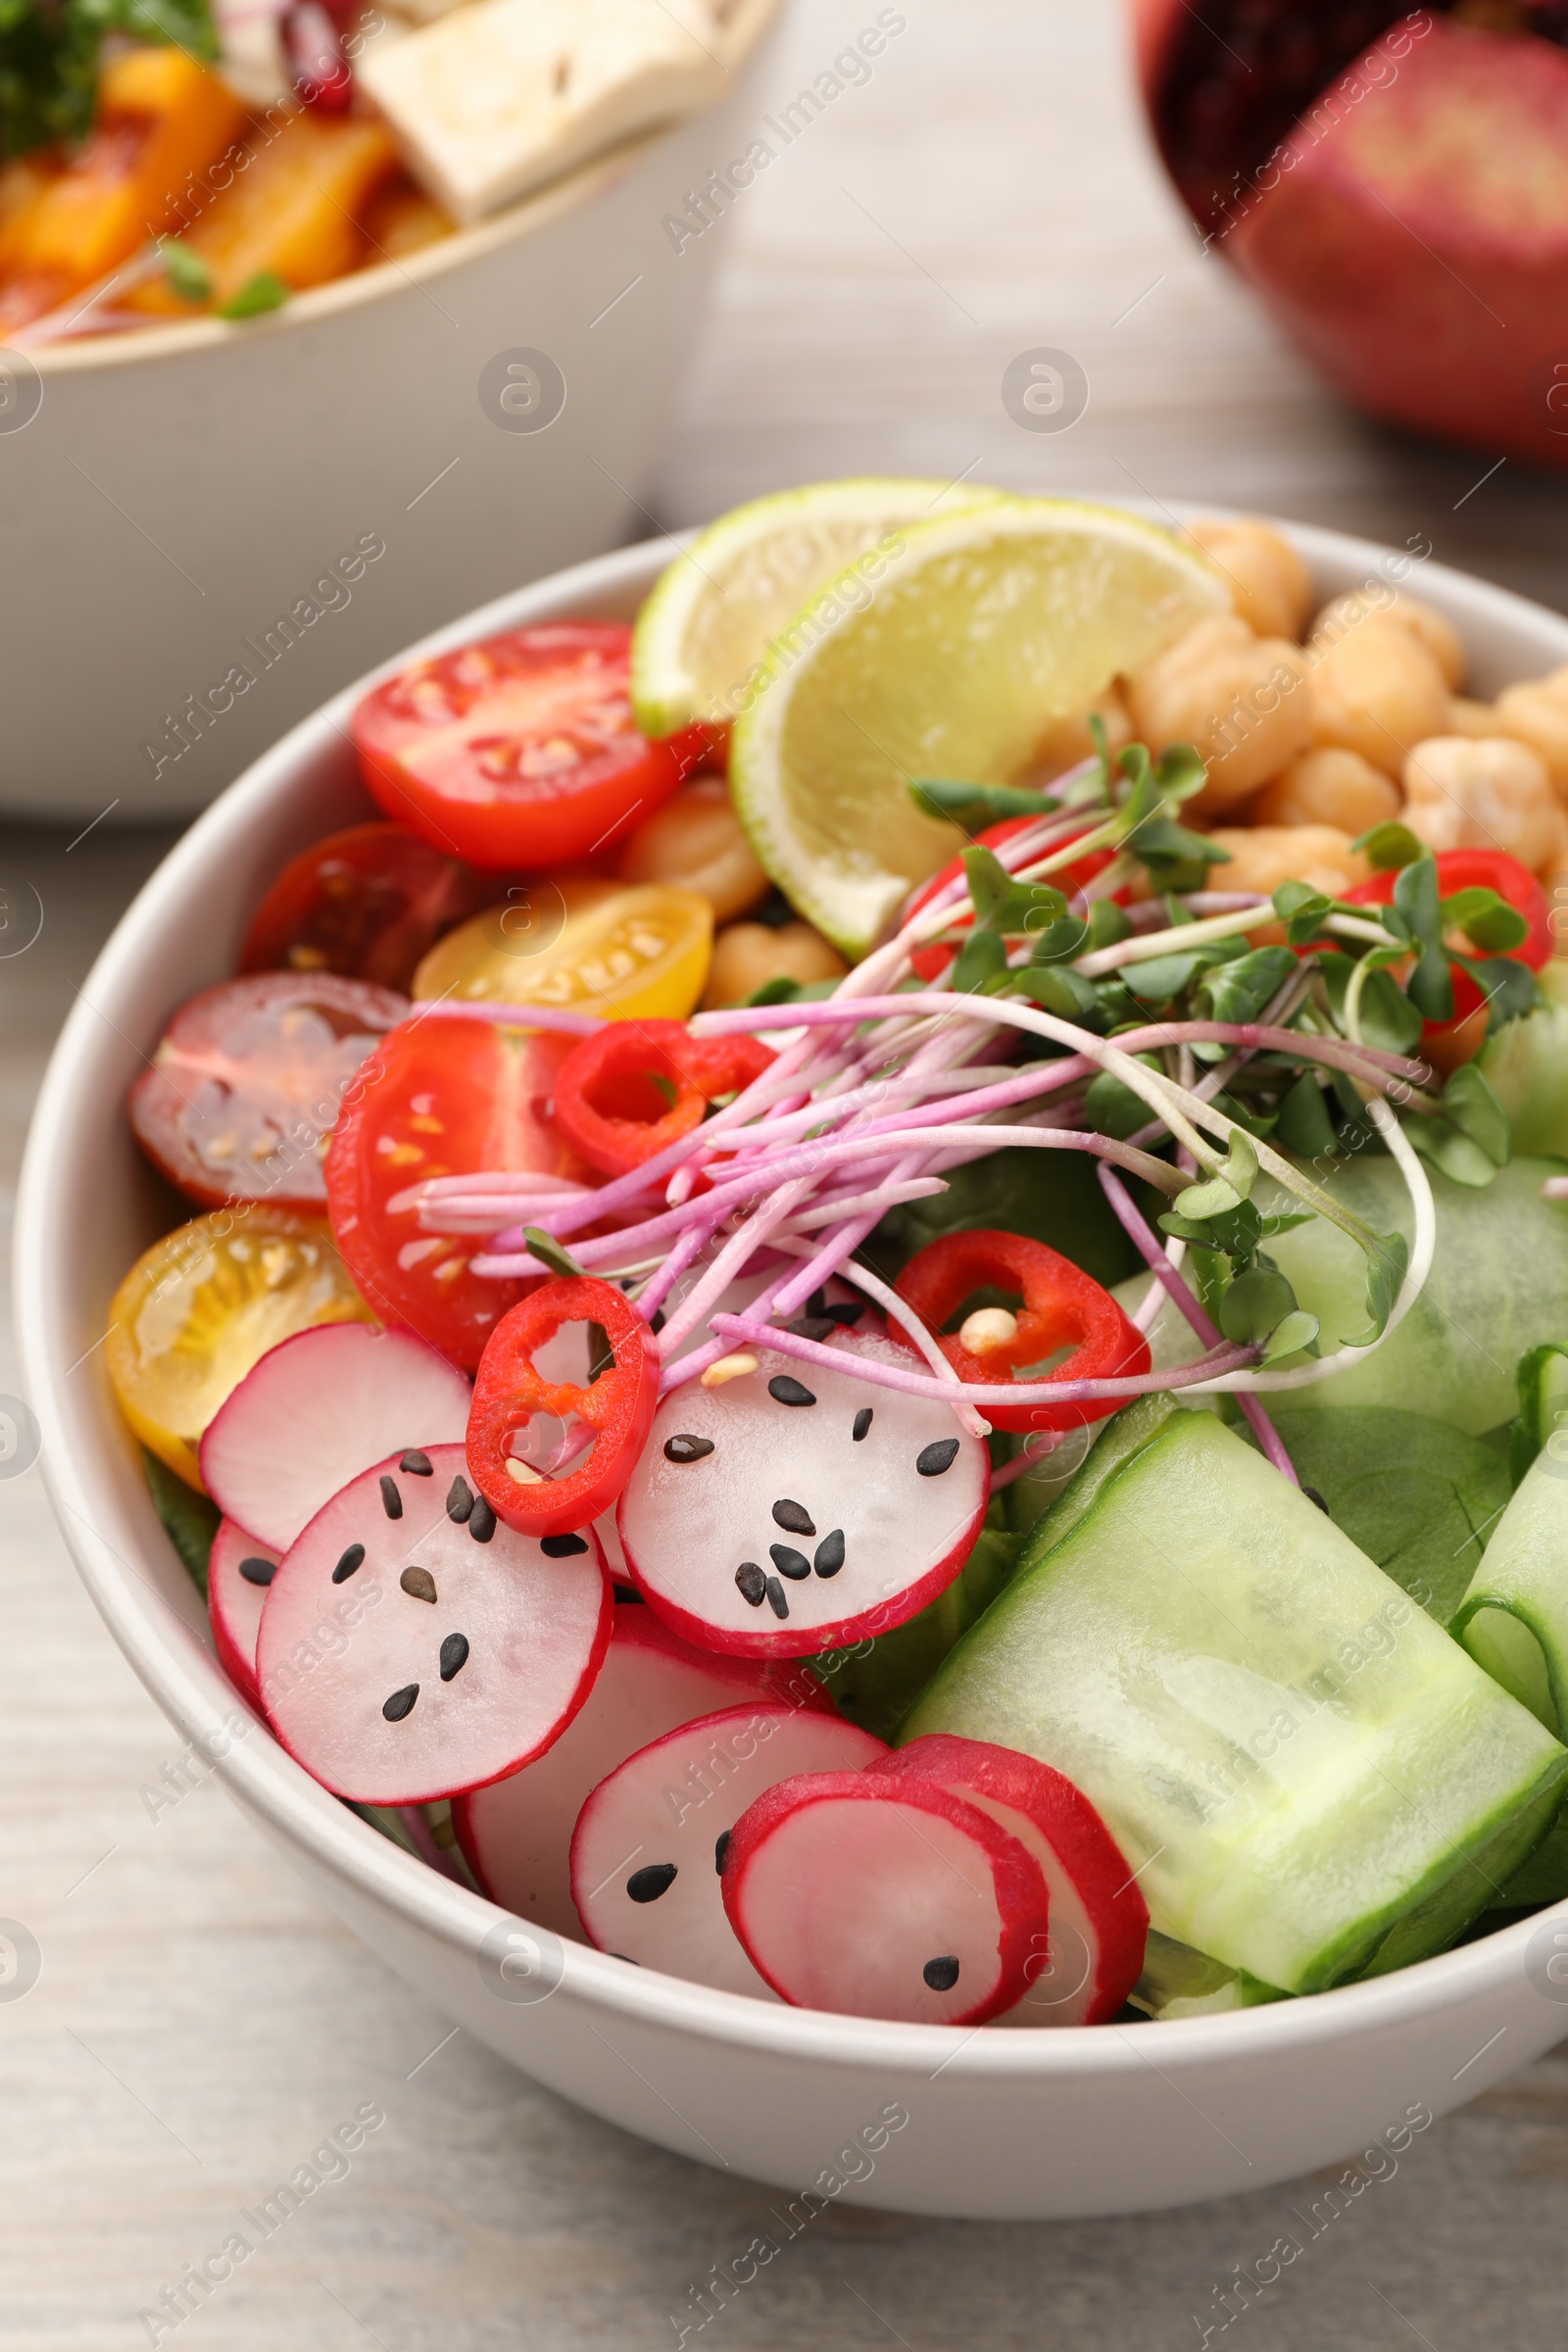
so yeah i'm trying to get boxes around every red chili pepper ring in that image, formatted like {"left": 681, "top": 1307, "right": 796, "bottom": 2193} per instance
{"left": 890, "top": 1229, "right": 1151, "bottom": 1434}
{"left": 551, "top": 1019, "right": 775, "bottom": 1178}
{"left": 468, "top": 1275, "right": 660, "bottom": 1536}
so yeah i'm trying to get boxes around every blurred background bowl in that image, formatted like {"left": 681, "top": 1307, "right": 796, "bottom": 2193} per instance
{"left": 0, "top": 5, "right": 783, "bottom": 823}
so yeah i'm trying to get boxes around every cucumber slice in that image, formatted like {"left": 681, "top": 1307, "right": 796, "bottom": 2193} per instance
{"left": 903, "top": 1408, "right": 1568, "bottom": 1993}
{"left": 1479, "top": 959, "right": 1568, "bottom": 1158}
{"left": 1454, "top": 1446, "right": 1568, "bottom": 1738}
{"left": 1128, "top": 1928, "right": 1288, "bottom": 2021}
{"left": 1134, "top": 1156, "right": 1568, "bottom": 1436}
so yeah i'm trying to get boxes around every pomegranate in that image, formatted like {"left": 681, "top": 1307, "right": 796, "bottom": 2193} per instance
{"left": 1135, "top": 3, "right": 1568, "bottom": 466}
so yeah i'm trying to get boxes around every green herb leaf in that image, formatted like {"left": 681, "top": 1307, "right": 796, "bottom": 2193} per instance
{"left": 1027, "top": 913, "right": 1090, "bottom": 965}
{"left": 1442, "top": 887, "right": 1530, "bottom": 954}
{"left": 1406, "top": 944, "right": 1453, "bottom": 1024}
{"left": 1443, "top": 1062, "right": 1510, "bottom": 1167}
{"left": 1276, "top": 1070, "right": 1340, "bottom": 1160}
{"left": 1198, "top": 944, "right": 1297, "bottom": 1027}
{"left": 908, "top": 778, "right": 1055, "bottom": 830}
{"left": 1009, "top": 964, "right": 1102, "bottom": 1021}
{"left": 1261, "top": 1309, "right": 1320, "bottom": 1363}
{"left": 521, "top": 1227, "right": 587, "bottom": 1281}
{"left": 745, "top": 975, "right": 801, "bottom": 1006}
{"left": 1352, "top": 1230, "right": 1409, "bottom": 1348}
{"left": 218, "top": 270, "right": 291, "bottom": 321}
{"left": 952, "top": 927, "right": 1008, "bottom": 993}
{"left": 1125, "top": 813, "right": 1232, "bottom": 895}
{"left": 1086, "top": 899, "right": 1131, "bottom": 951}
{"left": 1464, "top": 954, "right": 1541, "bottom": 1035}
{"left": 1351, "top": 820, "right": 1424, "bottom": 873}
{"left": 1219, "top": 1264, "right": 1298, "bottom": 1345}
{"left": 162, "top": 239, "right": 212, "bottom": 304}
{"left": 1122, "top": 950, "right": 1206, "bottom": 1004}
{"left": 1403, "top": 1118, "right": 1501, "bottom": 1190}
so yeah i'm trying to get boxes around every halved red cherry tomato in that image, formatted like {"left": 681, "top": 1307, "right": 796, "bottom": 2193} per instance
{"left": 551, "top": 1019, "right": 776, "bottom": 1178}
{"left": 353, "top": 622, "right": 706, "bottom": 871}
{"left": 239, "top": 821, "right": 510, "bottom": 995}
{"left": 129, "top": 972, "right": 409, "bottom": 1211}
{"left": 323, "top": 1010, "right": 592, "bottom": 1366}
{"left": 468, "top": 1276, "right": 660, "bottom": 1537}
{"left": 1346, "top": 848, "right": 1550, "bottom": 1074}
{"left": 903, "top": 817, "right": 1121, "bottom": 983}
{"left": 890, "top": 1228, "right": 1151, "bottom": 1434}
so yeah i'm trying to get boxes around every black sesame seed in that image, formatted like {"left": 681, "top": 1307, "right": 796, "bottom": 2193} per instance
{"left": 400, "top": 1565, "right": 438, "bottom": 1604}
{"left": 771, "top": 1497, "right": 815, "bottom": 1536}
{"left": 331, "top": 1544, "right": 366, "bottom": 1585}
{"left": 379, "top": 1474, "right": 403, "bottom": 1519}
{"left": 813, "top": 1530, "right": 845, "bottom": 1579}
{"left": 445, "top": 1476, "right": 474, "bottom": 1523}
{"left": 382, "top": 1684, "right": 418, "bottom": 1722}
{"left": 786, "top": 1315, "right": 836, "bottom": 1341}
{"left": 768, "top": 1376, "right": 816, "bottom": 1407}
{"left": 540, "top": 1533, "right": 589, "bottom": 1557}
{"left": 825, "top": 1300, "right": 865, "bottom": 1327}
{"left": 648, "top": 1308, "right": 666, "bottom": 1335}
{"left": 852, "top": 1408, "right": 873, "bottom": 1442}
{"left": 468, "top": 1495, "right": 496, "bottom": 1543}
{"left": 764, "top": 1576, "right": 790, "bottom": 1620}
{"left": 626, "top": 1862, "right": 677, "bottom": 1903}
{"left": 663, "top": 1433, "right": 715, "bottom": 1464}
{"left": 439, "top": 1632, "right": 469, "bottom": 1682}
{"left": 735, "top": 1561, "right": 766, "bottom": 1606}
{"left": 1302, "top": 1485, "right": 1330, "bottom": 1514}
{"left": 769, "top": 1543, "right": 810, "bottom": 1581}
{"left": 923, "top": 1955, "right": 960, "bottom": 1991}
{"left": 238, "top": 1555, "right": 276, "bottom": 1587}
{"left": 916, "top": 1438, "right": 960, "bottom": 1478}
{"left": 714, "top": 1831, "right": 731, "bottom": 1874}
{"left": 399, "top": 1449, "right": 433, "bottom": 1476}
{"left": 808, "top": 1288, "right": 827, "bottom": 1318}
{"left": 610, "top": 1953, "right": 639, "bottom": 1964}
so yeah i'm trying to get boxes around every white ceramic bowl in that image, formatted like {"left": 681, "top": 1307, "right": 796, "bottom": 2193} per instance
{"left": 0, "top": 5, "right": 781, "bottom": 822}
{"left": 19, "top": 518, "right": 1568, "bottom": 2221}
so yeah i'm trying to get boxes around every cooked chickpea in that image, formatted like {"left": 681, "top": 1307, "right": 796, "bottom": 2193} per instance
{"left": 1203, "top": 824, "right": 1371, "bottom": 902}
{"left": 1247, "top": 748, "right": 1401, "bottom": 838}
{"left": 617, "top": 775, "right": 770, "bottom": 924}
{"left": 1127, "top": 614, "right": 1313, "bottom": 816}
{"left": 701, "top": 918, "right": 848, "bottom": 1010}
{"left": 1495, "top": 665, "right": 1568, "bottom": 792}
{"left": 1313, "top": 589, "right": 1465, "bottom": 691}
{"left": 1186, "top": 515, "right": 1313, "bottom": 641}
{"left": 1027, "top": 682, "right": 1133, "bottom": 782}
{"left": 1401, "top": 735, "right": 1568, "bottom": 877}
{"left": 1306, "top": 612, "right": 1450, "bottom": 771}
{"left": 1448, "top": 697, "right": 1502, "bottom": 740}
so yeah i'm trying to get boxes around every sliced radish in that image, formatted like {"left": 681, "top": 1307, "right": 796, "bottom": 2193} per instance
{"left": 454, "top": 1607, "right": 832, "bottom": 1936}
{"left": 616, "top": 1329, "right": 989, "bottom": 1656}
{"left": 869, "top": 1736, "right": 1148, "bottom": 2026}
{"left": 723, "top": 1770, "right": 1051, "bottom": 2025}
{"left": 200, "top": 1321, "right": 472, "bottom": 1554}
{"left": 570, "top": 1703, "right": 885, "bottom": 1995}
{"left": 208, "top": 1517, "right": 279, "bottom": 1706}
{"left": 257, "top": 1442, "right": 610, "bottom": 1804}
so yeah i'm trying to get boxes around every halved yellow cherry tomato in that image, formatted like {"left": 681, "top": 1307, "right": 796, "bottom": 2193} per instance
{"left": 106, "top": 1208, "right": 373, "bottom": 1490}
{"left": 411, "top": 877, "right": 712, "bottom": 1022}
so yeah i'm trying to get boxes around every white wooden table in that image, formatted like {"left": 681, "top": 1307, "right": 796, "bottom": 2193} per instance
{"left": 7, "top": 4, "right": 1568, "bottom": 2344}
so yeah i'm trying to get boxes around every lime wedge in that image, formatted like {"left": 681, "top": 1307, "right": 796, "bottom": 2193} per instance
{"left": 727, "top": 496, "right": 1229, "bottom": 957}
{"left": 630, "top": 477, "right": 1003, "bottom": 740}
